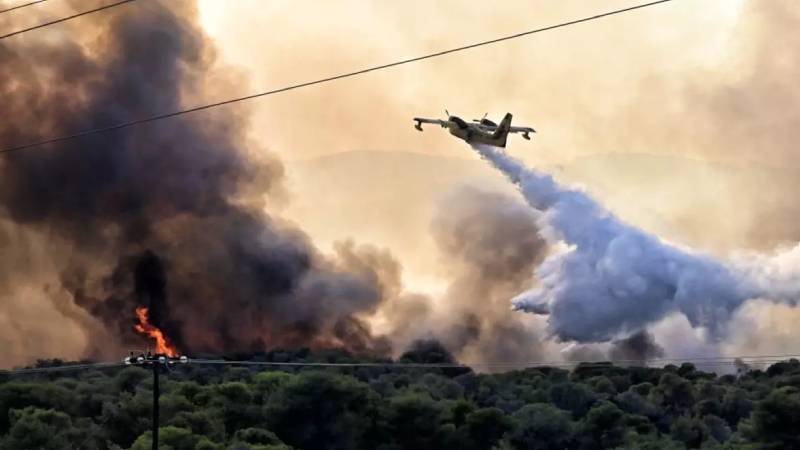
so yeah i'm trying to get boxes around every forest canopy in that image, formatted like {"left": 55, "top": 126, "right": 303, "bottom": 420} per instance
{"left": 1, "top": 343, "right": 799, "bottom": 450}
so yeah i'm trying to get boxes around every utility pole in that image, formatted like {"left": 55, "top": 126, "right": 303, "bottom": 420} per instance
{"left": 125, "top": 352, "right": 188, "bottom": 450}
{"left": 152, "top": 361, "right": 159, "bottom": 450}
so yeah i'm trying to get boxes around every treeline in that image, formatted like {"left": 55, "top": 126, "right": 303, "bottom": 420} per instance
{"left": 1, "top": 342, "right": 799, "bottom": 450}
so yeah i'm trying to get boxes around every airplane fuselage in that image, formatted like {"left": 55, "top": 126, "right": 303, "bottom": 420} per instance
{"left": 413, "top": 112, "right": 532, "bottom": 148}
{"left": 445, "top": 114, "right": 511, "bottom": 147}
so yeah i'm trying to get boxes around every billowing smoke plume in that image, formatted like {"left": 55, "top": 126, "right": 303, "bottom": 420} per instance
{"left": 561, "top": 330, "right": 664, "bottom": 363}
{"left": 608, "top": 330, "right": 664, "bottom": 362}
{"left": 471, "top": 144, "right": 800, "bottom": 343}
{"left": 430, "top": 186, "right": 548, "bottom": 363}
{"left": 0, "top": 2, "right": 396, "bottom": 361}
{"left": 378, "top": 186, "right": 549, "bottom": 364}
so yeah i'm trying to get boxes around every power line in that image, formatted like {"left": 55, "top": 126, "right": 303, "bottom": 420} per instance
{"left": 187, "top": 360, "right": 785, "bottom": 370}
{"left": 0, "top": 0, "right": 675, "bottom": 156}
{"left": 1, "top": 353, "right": 795, "bottom": 376}
{"left": 0, "top": 0, "right": 48, "bottom": 15}
{"left": 0, "top": 0, "right": 136, "bottom": 41}
{"left": 0, "top": 361, "right": 123, "bottom": 375}
{"left": 190, "top": 354, "right": 800, "bottom": 370}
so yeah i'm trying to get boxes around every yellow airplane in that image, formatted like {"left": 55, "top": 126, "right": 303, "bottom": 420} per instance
{"left": 413, "top": 111, "right": 535, "bottom": 147}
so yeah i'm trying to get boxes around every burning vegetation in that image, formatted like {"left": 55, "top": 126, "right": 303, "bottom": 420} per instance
{"left": 133, "top": 307, "right": 178, "bottom": 357}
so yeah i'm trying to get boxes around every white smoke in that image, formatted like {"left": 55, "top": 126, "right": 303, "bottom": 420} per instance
{"left": 471, "top": 144, "right": 800, "bottom": 343}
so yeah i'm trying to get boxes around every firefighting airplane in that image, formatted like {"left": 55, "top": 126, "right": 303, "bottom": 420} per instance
{"left": 413, "top": 111, "right": 535, "bottom": 148}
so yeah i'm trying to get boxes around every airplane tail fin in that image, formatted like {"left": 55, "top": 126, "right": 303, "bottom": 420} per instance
{"left": 491, "top": 113, "right": 512, "bottom": 147}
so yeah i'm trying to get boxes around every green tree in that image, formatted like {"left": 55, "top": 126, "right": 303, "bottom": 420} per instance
{"left": 579, "top": 401, "right": 626, "bottom": 449}
{"left": 0, "top": 382, "right": 78, "bottom": 431}
{"left": 99, "top": 390, "right": 152, "bottom": 447}
{"left": 703, "top": 414, "right": 731, "bottom": 443}
{"left": 615, "top": 390, "right": 657, "bottom": 417}
{"left": 720, "top": 388, "right": 753, "bottom": 427}
{"left": 209, "top": 382, "right": 260, "bottom": 434}
{"left": 671, "top": 415, "right": 709, "bottom": 448}
{"left": 742, "top": 386, "right": 800, "bottom": 449}
{"left": 549, "top": 382, "right": 597, "bottom": 418}
{"left": 4, "top": 407, "right": 76, "bottom": 450}
{"left": 650, "top": 373, "right": 696, "bottom": 414}
{"left": 462, "top": 407, "right": 513, "bottom": 450}
{"left": 5, "top": 351, "right": 800, "bottom": 450}
{"left": 615, "top": 431, "right": 686, "bottom": 450}
{"left": 265, "top": 371, "right": 377, "bottom": 450}
{"left": 379, "top": 392, "right": 447, "bottom": 449}
{"left": 507, "top": 403, "right": 575, "bottom": 450}
{"left": 252, "top": 371, "right": 294, "bottom": 402}
{"left": 167, "top": 409, "right": 225, "bottom": 442}
{"left": 228, "top": 428, "right": 292, "bottom": 450}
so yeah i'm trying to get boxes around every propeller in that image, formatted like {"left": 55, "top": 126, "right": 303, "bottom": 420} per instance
{"left": 444, "top": 109, "right": 450, "bottom": 117}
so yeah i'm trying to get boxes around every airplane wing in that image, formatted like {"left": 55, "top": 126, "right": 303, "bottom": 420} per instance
{"left": 509, "top": 125, "right": 536, "bottom": 140}
{"left": 469, "top": 122, "right": 534, "bottom": 133}
{"left": 466, "top": 118, "right": 535, "bottom": 138}
{"left": 413, "top": 118, "right": 447, "bottom": 125}
{"left": 471, "top": 124, "right": 535, "bottom": 133}
{"left": 509, "top": 126, "right": 536, "bottom": 134}
{"left": 413, "top": 117, "right": 448, "bottom": 130}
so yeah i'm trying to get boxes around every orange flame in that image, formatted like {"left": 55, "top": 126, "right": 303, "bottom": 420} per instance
{"left": 133, "top": 306, "right": 178, "bottom": 357}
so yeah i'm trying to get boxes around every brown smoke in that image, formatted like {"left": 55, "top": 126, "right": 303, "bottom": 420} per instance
{"left": 433, "top": 186, "right": 549, "bottom": 364}
{"left": 608, "top": 330, "right": 664, "bottom": 362}
{"left": 599, "top": 0, "right": 800, "bottom": 249}
{"left": 0, "top": 1, "right": 397, "bottom": 364}
{"left": 380, "top": 186, "right": 549, "bottom": 365}
{"left": 561, "top": 330, "right": 665, "bottom": 364}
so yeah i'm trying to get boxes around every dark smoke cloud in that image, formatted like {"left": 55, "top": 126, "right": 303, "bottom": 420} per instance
{"left": 0, "top": 1, "right": 395, "bottom": 361}
{"left": 374, "top": 186, "right": 551, "bottom": 365}
{"left": 608, "top": 330, "right": 664, "bottom": 362}
{"left": 423, "top": 186, "right": 549, "bottom": 364}
{"left": 561, "top": 330, "right": 664, "bottom": 364}
{"left": 561, "top": 344, "right": 606, "bottom": 363}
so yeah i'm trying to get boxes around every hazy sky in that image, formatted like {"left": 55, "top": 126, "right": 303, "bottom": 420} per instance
{"left": 3, "top": 0, "right": 800, "bottom": 367}
{"left": 191, "top": 0, "right": 792, "bottom": 284}
{"left": 196, "top": 0, "right": 745, "bottom": 165}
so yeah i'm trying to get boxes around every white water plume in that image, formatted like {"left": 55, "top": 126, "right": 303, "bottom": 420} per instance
{"left": 471, "top": 144, "right": 800, "bottom": 342}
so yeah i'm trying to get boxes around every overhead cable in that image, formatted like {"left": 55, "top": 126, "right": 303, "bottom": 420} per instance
{"left": 0, "top": 0, "right": 674, "bottom": 155}
{"left": 0, "top": 362, "right": 124, "bottom": 375}
{"left": 0, "top": 0, "right": 136, "bottom": 41}
{"left": 0, "top": 0, "right": 48, "bottom": 15}
{"left": 189, "top": 354, "right": 800, "bottom": 369}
